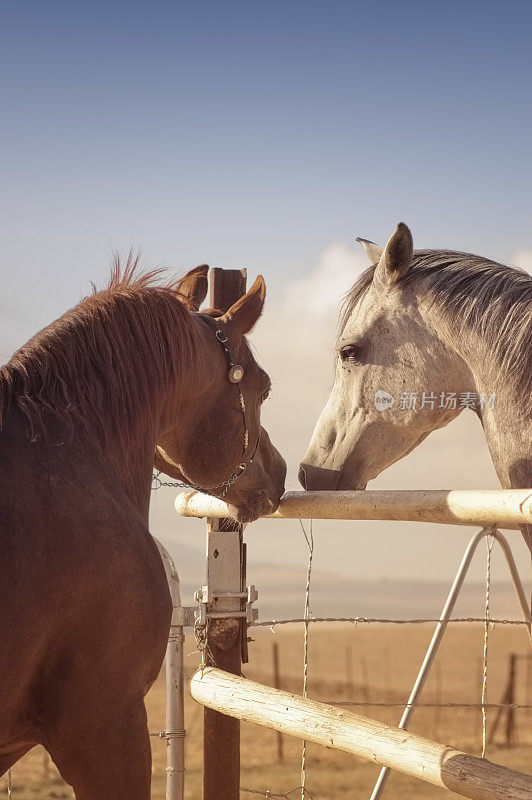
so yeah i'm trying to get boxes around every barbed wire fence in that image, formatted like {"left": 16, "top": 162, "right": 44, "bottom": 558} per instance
{"left": 214, "top": 518, "right": 530, "bottom": 800}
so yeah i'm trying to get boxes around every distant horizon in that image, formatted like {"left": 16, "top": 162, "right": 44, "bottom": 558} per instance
{"left": 164, "top": 532, "right": 530, "bottom": 620}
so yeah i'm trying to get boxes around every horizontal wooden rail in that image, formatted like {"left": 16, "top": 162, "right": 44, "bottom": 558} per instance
{"left": 190, "top": 668, "right": 532, "bottom": 800}
{"left": 175, "top": 489, "right": 532, "bottom": 528}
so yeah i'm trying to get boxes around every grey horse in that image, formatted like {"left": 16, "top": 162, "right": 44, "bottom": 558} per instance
{"left": 300, "top": 222, "right": 532, "bottom": 554}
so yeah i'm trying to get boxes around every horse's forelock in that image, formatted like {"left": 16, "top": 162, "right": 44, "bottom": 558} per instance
{"left": 339, "top": 265, "right": 376, "bottom": 336}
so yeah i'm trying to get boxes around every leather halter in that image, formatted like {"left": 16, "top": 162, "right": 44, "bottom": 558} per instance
{"left": 175, "top": 313, "right": 261, "bottom": 498}
{"left": 198, "top": 313, "right": 245, "bottom": 384}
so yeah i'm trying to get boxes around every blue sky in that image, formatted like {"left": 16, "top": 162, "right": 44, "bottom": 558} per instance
{"left": 2, "top": 1, "right": 532, "bottom": 327}
{"left": 2, "top": 1, "right": 531, "bottom": 584}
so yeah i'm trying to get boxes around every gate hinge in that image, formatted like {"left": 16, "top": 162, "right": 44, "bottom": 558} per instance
{"left": 171, "top": 606, "right": 197, "bottom": 627}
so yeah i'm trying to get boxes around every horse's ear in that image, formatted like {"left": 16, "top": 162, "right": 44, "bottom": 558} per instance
{"left": 177, "top": 265, "right": 209, "bottom": 311}
{"left": 356, "top": 237, "right": 383, "bottom": 264}
{"left": 374, "top": 222, "right": 413, "bottom": 285}
{"left": 219, "top": 275, "right": 266, "bottom": 337}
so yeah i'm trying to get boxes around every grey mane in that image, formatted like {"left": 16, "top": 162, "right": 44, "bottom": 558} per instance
{"left": 341, "top": 249, "right": 532, "bottom": 412}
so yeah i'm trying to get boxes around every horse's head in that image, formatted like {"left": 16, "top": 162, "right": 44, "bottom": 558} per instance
{"left": 299, "top": 223, "right": 473, "bottom": 491}
{"left": 156, "top": 267, "right": 286, "bottom": 522}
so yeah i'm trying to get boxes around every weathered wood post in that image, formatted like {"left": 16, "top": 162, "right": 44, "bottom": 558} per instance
{"left": 272, "top": 641, "right": 284, "bottom": 762}
{"left": 203, "top": 267, "right": 247, "bottom": 800}
{"left": 525, "top": 653, "right": 531, "bottom": 709}
{"left": 360, "top": 656, "right": 370, "bottom": 705}
{"left": 488, "top": 653, "right": 517, "bottom": 746}
{"left": 505, "top": 654, "right": 516, "bottom": 747}
{"left": 345, "top": 643, "right": 354, "bottom": 699}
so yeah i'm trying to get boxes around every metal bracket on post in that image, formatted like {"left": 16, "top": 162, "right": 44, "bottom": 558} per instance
{"left": 246, "top": 585, "right": 259, "bottom": 625}
{"left": 194, "top": 584, "right": 258, "bottom": 626}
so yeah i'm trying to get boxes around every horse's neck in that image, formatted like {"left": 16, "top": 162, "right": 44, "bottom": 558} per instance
{"left": 481, "top": 396, "right": 532, "bottom": 555}
{"left": 107, "top": 437, "right": 156, "bottom": 524}
{"left": 432, "top": 311, "right": 531, "bottom": 489}
{"left": 460, "top": 348, "right": 532, "bottom": 555}
{"left": 460, "top": 344, "right": 531, "bottom": 490}
{"left": 479, "top": 396, "right": 532, "bottom": 490}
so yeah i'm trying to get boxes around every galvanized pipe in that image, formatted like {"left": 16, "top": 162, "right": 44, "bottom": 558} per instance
{"left": 154, "top": 539, "right": 186, "bottom": 800}
{"left": 369, "top": 528, "right": 531, "bottom": 800}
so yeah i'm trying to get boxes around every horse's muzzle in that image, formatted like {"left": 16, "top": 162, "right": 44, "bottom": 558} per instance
{"left": 229, "top": 489, "right": 280, "bottom": 524}
{"left": 298, "top": 463, "right": 342, "bottom": 491}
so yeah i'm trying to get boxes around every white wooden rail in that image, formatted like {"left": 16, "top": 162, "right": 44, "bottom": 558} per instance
{"left": 191, "top": 667, "right": 532, "bottom": 800}
{"left": 175, "top": 488, "right": 532, "bottom": 528}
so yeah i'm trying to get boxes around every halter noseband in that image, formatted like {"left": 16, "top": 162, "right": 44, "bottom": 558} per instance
{"left": 176, "top": 313, "right": 261, "bottom": 498}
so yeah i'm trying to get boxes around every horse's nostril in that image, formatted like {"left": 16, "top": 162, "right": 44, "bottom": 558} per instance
{"left": 298, "top": 465, "right": 307, "bottom": 489}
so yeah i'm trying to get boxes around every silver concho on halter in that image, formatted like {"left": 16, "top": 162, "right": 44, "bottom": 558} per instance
{"left": 228, "top": 364, "right": 244, "bottom": 383}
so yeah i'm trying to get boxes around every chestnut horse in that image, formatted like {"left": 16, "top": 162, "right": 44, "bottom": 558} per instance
{"left": 0, "top": 260, "right": 285, "bottom": 798}
{"left": 300, "top": 222, "right": 531, "bottom": 554}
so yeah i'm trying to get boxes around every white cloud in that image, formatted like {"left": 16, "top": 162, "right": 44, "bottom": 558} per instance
{"left": 282, "top": 242, "right": 369, "bottom": 317}
{"left": 251, "top": 240, "right": 368, "bottom": 482}
{"left": 511, "top": 249, "right": 532, "bottom": 275}
{"left": 254, "top": 240, "right": 369, "bottom": 361}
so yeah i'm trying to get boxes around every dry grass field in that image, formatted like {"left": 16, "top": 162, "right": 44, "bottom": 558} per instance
{"left": 1, "top": 622, "right": 530, "bottom": 799}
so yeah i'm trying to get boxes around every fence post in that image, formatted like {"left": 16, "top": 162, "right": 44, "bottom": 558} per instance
{"left": 489, "top": 653, "right": 517, "bottom": 746}
{"left": 203, "top": 267, "right": 247, "bottom": 800}
{"left": 505, "top": 654, "right": 516, "bottom": 747}
{"left": 272, "top": 641, "right": 284, "bottom": 762}
{"left": 345, "top": 643, "right": 354, "bottom": 699}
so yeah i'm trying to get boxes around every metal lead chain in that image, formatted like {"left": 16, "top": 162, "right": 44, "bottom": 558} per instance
{"left": 151, "top": 468, "right": 243, "bottom": 498}
{"left": 151, "top": 471, "right": 190, "bottom": 491}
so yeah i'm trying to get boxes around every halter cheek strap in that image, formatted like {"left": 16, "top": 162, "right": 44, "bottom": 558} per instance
{"left": 197, "top": 313, "right": 245, "bottom": 383}
{"left": 175, "top": 313, "right": 261, "bottom": 498}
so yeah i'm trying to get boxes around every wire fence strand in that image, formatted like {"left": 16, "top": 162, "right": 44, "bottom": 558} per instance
{"left": 298, "top": 519, "right": 314, "bottom": 800}
{"left": 241, "top": 786, "right": 315, "bottom": 799}
{"left": 257, "top": 616, "right": 528, "bottom": 628}
{"left": 326, "top": 701, "right": 532, "bottom": 709}
{"left": 481, "top": 533, "right": 495, "bottom": 757}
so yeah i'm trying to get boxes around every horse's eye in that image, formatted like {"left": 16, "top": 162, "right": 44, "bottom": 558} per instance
{"left": 340, "top": 345, "right": 360, "bottom": 363}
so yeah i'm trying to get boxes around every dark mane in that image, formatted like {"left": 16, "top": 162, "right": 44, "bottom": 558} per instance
{"left": 0, "top": 254, "right": 198, "bottom": 443}
{"left": 341, "top": 249, "right": 532, "bottom": 411}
